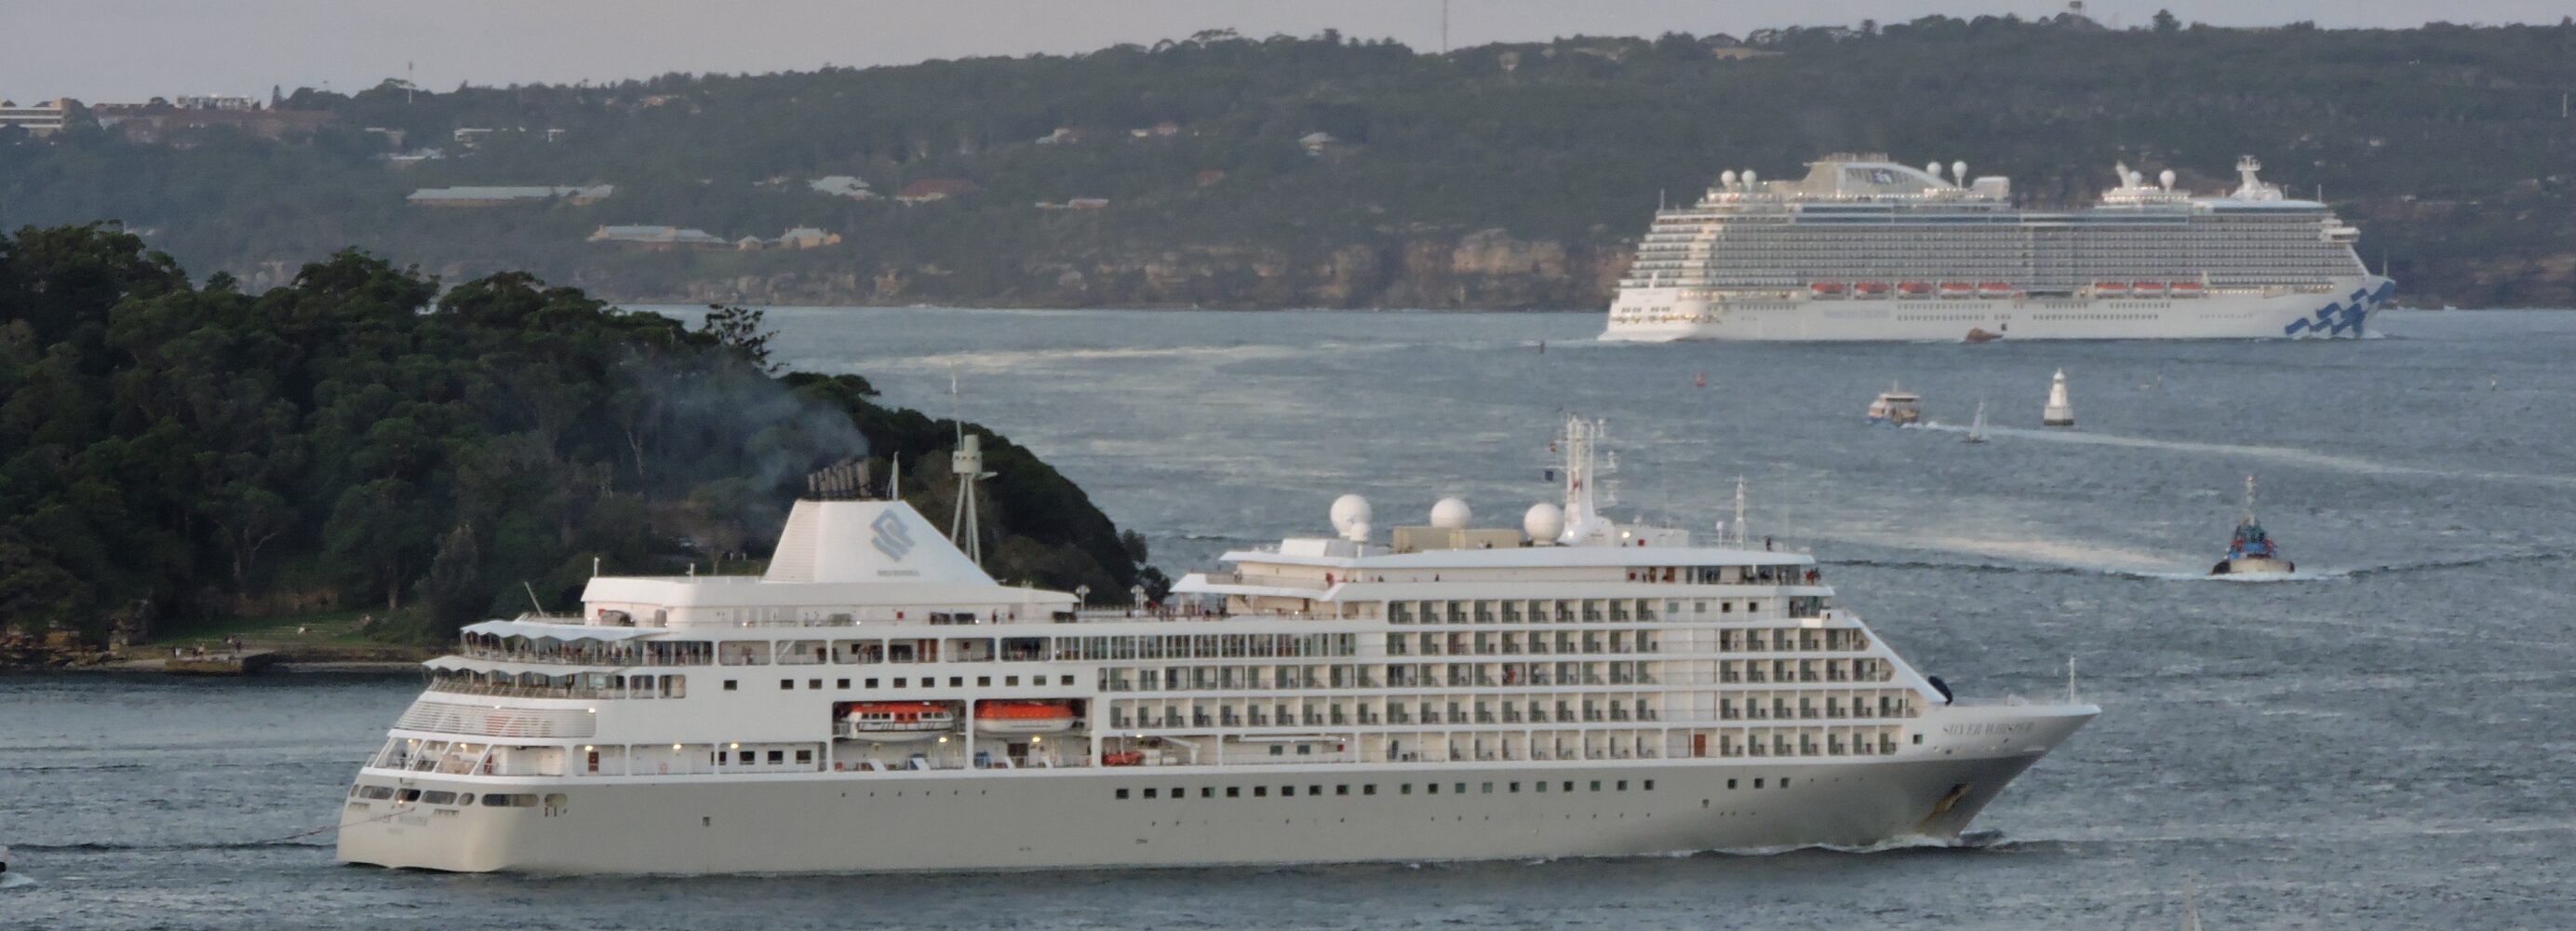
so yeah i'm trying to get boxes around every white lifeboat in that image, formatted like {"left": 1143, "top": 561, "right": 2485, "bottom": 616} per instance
{"left": 839, "top": 702, "right": 957, "bottom": 742}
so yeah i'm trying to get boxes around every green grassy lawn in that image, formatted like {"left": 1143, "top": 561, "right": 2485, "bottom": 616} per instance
{"left": 141, "top": 608, "right": 387, "bottom": 652}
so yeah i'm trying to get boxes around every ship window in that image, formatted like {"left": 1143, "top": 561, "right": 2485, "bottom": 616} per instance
{"left": 1590, "top": 781, "right": 1602, "bottom": 791}
{"left": 1482, "top": 783, "right": 1494, "bottom": 794}
{"left": 1254, "top": 787, "right": 1268, "bottom": 797}
{"left": 1912, "top": 734, "right": 1924, "bottom": 745}
{"left": 865, "top": 679, "right": 879, "bottom": 688}
{"left": 397, "top": 789, "right": 422, "bottom": 802}
{"left": 358, "top": 785, "right": 396, "bottom": 801}
{"left": 1780, "top": 778, "right": 1791, "bottom": 789}
{"left": 1337, "top": 785, "right": 1350, "bottom": 796}
{"left": 837, "top": 679, "right": 850, "bottom": 689}
{"left": 723, "top": 680, "right": 737, "bottom": 691}
{"left": 1269, "top": 746, "right": 1283, "bottom": 757}
{"left": 1144, "top": 788, "right": 1158, "bottom": 799}
{"left": 1117, "top": 789, "right": 1130, "bottom": 800}
{"left": 796, "top": 749, "right": 812, "bottom": 764}
{"left": 1644, "top": 780, "right": 1656, "bottom": 791}
{"left": 1296, "top": 745, "right": 1312, "bottom": 755}
{"left": 808, "top": 679, "right": 822, "bottom": 690}
{"left": 1400, "top": 785, "right": 1412, "bottom": 795}
{"left": 1617, "top": 780, "right": 1629, "bottom": 791}
{"left": 1201, "top": 788, "right": 1214, "bottom": 798}
{"left": 780, "top": 679, "right": 793, "bottom": 690}
{"left": 767, "top": 750, "right": 785, "bottom": 763}
{"left": 1061, "top": 675, "right": 1076, "bottom": 685}
{"left": 1727, "top": 779, "right": 1738, "bottom": 789}
{"left": 1227, "top": 787, "right": 1241, "bottom": 798}
{"left": 1427, "top": 784, "right": 1439, "bottom": 795}
{"left": 1363, "top": 785, "right": 1376, "bottom": 796}
{"left": 978, "top": 676, "right": 991, "bottom": 687}
{"left": 1753, "top": 778, "right": 1764, "bottom": 789}
{"left": 1282, "top": 786, "right": 1295, "bottom": 797}
{"left": 894, "top": 678, "right": 906, "bottom": 687}
{"left": 1005, "top": 676, "right": 1020, "bottom": 686}
{"left": 1563, "top": 782, "right": 1574, "bottom": 792}
{"left": 950, "top": 677, "right": 964, "bottom": 687}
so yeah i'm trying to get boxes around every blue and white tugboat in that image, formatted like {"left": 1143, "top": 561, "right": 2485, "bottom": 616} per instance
{"left": 2209, "top": 476, "right": 2293, "bottom": 576}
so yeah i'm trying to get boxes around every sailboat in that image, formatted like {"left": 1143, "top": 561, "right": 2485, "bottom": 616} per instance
{"left": 2209, "top": 475, "right": 2293, "bottom": 576}
{"left": 2042, "top": 369, "right": 2075, "bottom": 427}
{"left": 1962, "top": 401, "right": 1989, "bottom": 444}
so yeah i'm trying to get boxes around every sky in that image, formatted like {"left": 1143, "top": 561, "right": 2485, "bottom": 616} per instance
{"left": 4, "top": 0, "right": 2568, "bottom": 103}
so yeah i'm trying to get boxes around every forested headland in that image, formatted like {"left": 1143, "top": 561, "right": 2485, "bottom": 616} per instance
{"left": 0, "top": 224, "right": 1154, "bottom": 646}
{"left": 2, "top": 16, "right": 2572, "bottom": 309}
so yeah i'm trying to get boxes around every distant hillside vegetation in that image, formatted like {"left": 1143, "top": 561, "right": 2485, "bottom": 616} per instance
{"left": 3, "top": 17, "right": 2572, "bottom": 308}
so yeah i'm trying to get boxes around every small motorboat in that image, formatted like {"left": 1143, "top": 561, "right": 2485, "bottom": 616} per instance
{"left": 839, "top": 702, "right": 958, "bottom": 742}
{"left": 1964, "top": 327, "right": 2003, "bottom": 344}
{"left": 974, "top": 699, "right": 1078, "bottom": 735}
{"left": 1962, "top": 401, "right": 1989, "bottom": 444}
{"left": 2043, "top": 369, "right": 2075, "bottom": 427}
{"left": 2209, "top": 476, "right": 2294, "bottom": 576}
{"left": 1866, "top": 383, "right": 1923, "bottom": 426}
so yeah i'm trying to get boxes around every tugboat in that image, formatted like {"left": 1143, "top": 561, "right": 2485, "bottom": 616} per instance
{"left": 2209, "top": 476, "right": 2294, "bottom": 576}
{"left": 2042, "top": 369, "right": 2075, "bottom": 427}
{"left": 1866, "top": 383, "right": 1923, "bottom": 426}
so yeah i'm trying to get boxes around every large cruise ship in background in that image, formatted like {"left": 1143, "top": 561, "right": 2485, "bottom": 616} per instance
{"left": 1602, "top": 155, "right": 2394, "bottom": 342}
{"left": 337, "top": 420, "right": 2096, "bottom": 873}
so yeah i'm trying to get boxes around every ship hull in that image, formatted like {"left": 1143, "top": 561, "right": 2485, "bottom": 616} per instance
{"left": 1602, "top": 278, "right": 2394, "bottom": 343}
{"left": 337, "top": 705, "right": 2091, "bottom": 874}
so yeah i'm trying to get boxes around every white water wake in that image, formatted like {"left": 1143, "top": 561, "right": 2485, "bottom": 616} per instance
{"left": 1912, "top": 422, "right": 2576, "bottom": 489}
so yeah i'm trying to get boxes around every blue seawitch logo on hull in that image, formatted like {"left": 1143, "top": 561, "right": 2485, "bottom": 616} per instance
{"left": 870, "top": 510, "right": 916, "bottom": 560}
{"left": 2281, "top": 280, "right": 2395, "bottom": 338}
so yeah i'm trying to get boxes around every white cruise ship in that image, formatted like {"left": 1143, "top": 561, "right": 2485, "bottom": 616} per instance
{"left": 336, "top": 419, "right": 2098, "bottom": 873}
{"left": 1602, "top": 155, "right": 2395, "bottom": 342}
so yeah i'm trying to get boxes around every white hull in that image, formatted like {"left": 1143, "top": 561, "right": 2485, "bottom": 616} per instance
{"left": 1602, "top": 278, "right": 2394, "bottom": 342}
{"left": 337, "top": 703, "right": 2089, "bottom": 874}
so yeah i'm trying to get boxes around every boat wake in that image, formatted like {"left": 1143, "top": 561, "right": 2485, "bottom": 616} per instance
{"left": 6, "top": 839, "right": 328, "bottom": 854}
{"left": 1912, "top": 423, "right": 2576, "bottom": 488}
{"left": 0, "top": 873, "right": 37, "bottom": 891}
{"left": 1711, "top": 829, "right": 2010, "bottom": 857}
{"left": 1831, "top": 549, "right": 2570, "bottom": 582}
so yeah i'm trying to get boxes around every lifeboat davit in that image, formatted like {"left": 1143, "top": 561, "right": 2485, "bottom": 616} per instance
{"left": 974, "top": 700, "right": 1078, "bottom": 735}
{"left": 839, "top": 702, "right": 956, "bottom": 742}
{"left": 2168, "top": 281, "right": 2206, "bottom": 297}
{"left": 1897, "top": 281, "right": 1934, "bottom": 298}
{"left": 1938, "top": 282, "right": 1975, "bottom": 299}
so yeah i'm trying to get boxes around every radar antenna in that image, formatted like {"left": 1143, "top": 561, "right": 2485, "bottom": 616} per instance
{"left": 951, "top": 431, "right": 995, "bottom": 565}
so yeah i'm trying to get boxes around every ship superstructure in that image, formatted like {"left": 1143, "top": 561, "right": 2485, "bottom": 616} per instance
{"left": 337, "top": 420, "right": 2097, "bottom": 873}
{"left": 1602, "top": 155, "right": 2394, "bottom": 341}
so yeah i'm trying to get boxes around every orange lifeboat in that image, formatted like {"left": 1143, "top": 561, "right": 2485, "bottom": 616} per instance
{"left": 1102, "top": 750, "right": 1146, "bottom": 767}
{"left": 1853, "top": 281, "right": 1891, "bottom": 297}
{"left": 1897, "top": 281, "right": 1934, "bottom": 298}
{"left": 1808, "top": 281, "right": 1848, "bottom": 298}
{"left": 1977, "top": 281, "right": 2014, "bottom": 297}
{"left": 974, "top": 700, "right": 1078, "bottom": 735}
{"left": 2130, "top": 280, "right": 2167, "bottom": 294}
{"left": 1938, "top": 282, "right": 1975, "bottom": 299}
{"left": 2093, "top": 281, "right": 2130, "bottom": 296}
{"left": 839, "top": 702, "right": 956, "bottom": 742}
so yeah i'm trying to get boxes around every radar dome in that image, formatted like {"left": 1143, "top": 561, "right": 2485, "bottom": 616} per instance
{"left": 1952, "top": 161, "right": 1967, "bottom": 184}
{"left": 1925, "top": 161, "right": 1942, "bottom": 180}
{"left": 1720, "top": 169, "right": 1738, "bottom": 187}
{"left": 1741, "top": 169, "right": 1757, "bottom": 186}
{"left": 1429, "top": 497, "right": 1472, "bottom": 530}
{"left": 2159, "top": 169, "right": 2177, "bottom": 190}
{"left": 1523, "top": 503, "right": 1565, "bottom": 542}
{"left": 1329, "top": 494, "right": 1372, "bottom": 536}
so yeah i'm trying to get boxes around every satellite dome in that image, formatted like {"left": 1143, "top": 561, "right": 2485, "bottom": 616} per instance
{"left": 1329, "top": 494, "right": 1372, "bottom": 536}
{"left": 1720, "top": 169, "right": 1738, "bottom": 187}
{"left": 1925, "top": 161, "right": 1943, "bottom": 180}
{"left": 1952, "top": 160, "right": 1967, "bottom": 184}
{"left": 1429, "top": 497, "right": 1472, "bottom": 530}
{"left": 1741, "top": 169, "right": 1757, "bottom": 186}
{"left": 1523, "top": 503, "right": 1565, "bottom": 542}
{"left": 2159, "top": 169, "right": 2177, "bottom": 190}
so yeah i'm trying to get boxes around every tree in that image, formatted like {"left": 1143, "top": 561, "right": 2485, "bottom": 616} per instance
{"left": 2153, "top": 9, "right": 2180, "bottom": 33}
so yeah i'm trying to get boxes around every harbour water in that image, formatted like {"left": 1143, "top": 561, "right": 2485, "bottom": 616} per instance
{"left": 7, "top": 308, "right": 2573, "bottom": 928}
